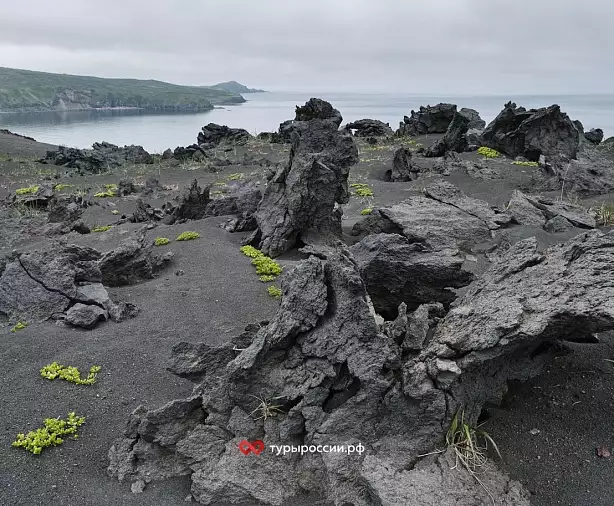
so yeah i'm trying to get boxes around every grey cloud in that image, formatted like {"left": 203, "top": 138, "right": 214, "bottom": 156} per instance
{"left": 0, "top": 0, "right": 612, "bottom": 93}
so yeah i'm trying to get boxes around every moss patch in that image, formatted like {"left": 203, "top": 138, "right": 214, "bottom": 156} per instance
{"left": 360, "top": 208, "right": 373, "bottom": 215}
{"left": 350, "top": 183, "right": 374, "bottom": 197}
{"left": 154, "top": 237, "right": 170, "bottom": 246}
{"left": 240, "top": 246, "right": 283, "bottom": 281}
{"left": 40, "top": 362, "right": 101, "bottom": 385}
{"left": 477, "top": 147, "right": 500, "bottom": 158}
{"left": 53, "top": 184, "right": 74, "bottom": 191}
{"left": 92, "top": 225, "right": 112, "bottom": 233}
{"left": 10, "top": 321, "right": 27, "bottom": 332}
{"left": 15, "top": 186, "right": 39, "bottom": 195}
{"left": 511, "top": 161, "right": 539, "bottom": 167}
{"left": 12, "top": 412, "right": 86, "bottom": 455}
{"left": 267, "top": 286, "right": 282, "bottom": 298}
{"left": 176, "top": 231, "right": 201, "bottom": 241}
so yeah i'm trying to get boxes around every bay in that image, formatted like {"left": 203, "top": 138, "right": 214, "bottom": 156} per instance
{"left": 1, "top": 92, "right": 612, "bottom": 153}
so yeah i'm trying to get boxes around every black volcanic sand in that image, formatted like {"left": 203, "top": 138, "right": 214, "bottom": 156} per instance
{"left": 1, "top": 131, "right": 614, "bottom": 506}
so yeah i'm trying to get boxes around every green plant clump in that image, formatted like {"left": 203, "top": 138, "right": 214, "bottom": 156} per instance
{"left": 154, "top": 237, "right": 170, "bottom": 246}
{"left": 252, "top": 255, "right": 282, "bottom": 277}
{"left": 176, "top": 231, "right": 201, "bottom": 241}
{"left": 350, "top": 183, "right": 374, "bottom": 197}
{"left": 511, "top": 160, "right": 539, "bottom": 167}
{"left": 93, "top": 190, "right": 116, "bottom": 198}
{"left": 92, "top": 225, "right": 112, "bottom": 232}
{"left": 267, "top": 286, "right": 282, "bottom": 298}
{"left": 53, "top": 184, "right": 74, "bottom": 191}
{"left": 228, "top": 173, "right": 243, "bottom": 181}
{"left": 15, "top": 185, "right": 39, "bottom": 195}
{"left": 10, "top": 321, "right": 28, "bottom": 332}
{"left": 259, "top": 275, "right": 277, "bottom": 283}
{"left": 360, "top": 208, "right": 373, "bottom": 215}
{"left": 12, "top": 412, "right": 86, "bottom": 454}
{"left": 40, "top": 362, "right": 102, "bottom": 385}
{"left": 240, "top": 245, "right": 263, "bottom": 258}
{"left": 477, "top": 146, "right": 500, "bottom": 158}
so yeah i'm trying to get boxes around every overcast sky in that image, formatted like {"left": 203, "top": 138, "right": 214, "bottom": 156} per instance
{"left": 0, "top": 0, "right": 611, "bottom": 94}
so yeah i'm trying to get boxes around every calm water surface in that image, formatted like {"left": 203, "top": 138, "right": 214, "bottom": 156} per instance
{"left": 1, "top": 92, "right": 613, "bottom": 153}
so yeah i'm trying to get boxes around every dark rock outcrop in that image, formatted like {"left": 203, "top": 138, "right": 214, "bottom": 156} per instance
{"left": 350, "top": 233, "right": 473, "bottom": 318}
{"left": 247, "top": 100, "right": 358, "bottom": 257}
{"left": 584, "top": 128, "right": 604, "bottom": 145}
{"left": 99, "top": 228, "right": 173, "bottom": 287}
{"left": 167, "top": 180, "right": 212, "bottom": 224}
{"left": 0, "top": 243, "right": 137, "bottom": 328}
{"left": 459, "top": 107, "right": 486, "bottom": 129}
{"left": 197, "top": 124, "right": 251, "bottom": 149}
{"left": 345, "top": 119, "right": 394, "bottom": 137}
{"left": 276, "top": 98, "right": 344, "bottom": 143}
{"left": 397, "top": 103, "right": 457, "bottom": 136}
{"left": 384, "top": 147, "right": 421, "bottom": 182}
{"left": 424, "top": 112, "right": 470, "bottom": 157}
{"left": 43, "top": 142, "right": 153, "bottom": 173}
{"left": 480, "top": 102, "right": 579, "bottom": 164}
{"left": 173, "top": 145, "right": 207, "bottom": 160}
{"left": 107, "top": 245, "right": 534, "bottom": 505}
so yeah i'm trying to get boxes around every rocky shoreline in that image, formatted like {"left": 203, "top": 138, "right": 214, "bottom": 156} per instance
{"left": 1, "top": 97, "right": 614, "bottom": 506}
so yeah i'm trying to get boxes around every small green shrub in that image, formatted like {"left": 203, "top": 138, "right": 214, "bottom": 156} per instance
{"left": 53, "top": 184, "right": 74, "bottom": 191}
{"left": 93, "top": 190, "right": 116, "bottom": 198}
{"left": 252, "top": 255, "right": 282, "bottom": 277}
{"left": 477, "top": 147, "right": 500, "bottom": 158}
{"left": 104, "top": 184, "right": 118, "bottom": 190}
{"left": 267, "top": 286, "right": 282, "bottom": 298}
{"left": 240, "top": 245, "right": 263, "bottom": 258}
{"left": 10, "top": 321, "right": 28, "bottom": 332}
{"left": 360, "top": 208, "right": 373, "bottom": 215}
{"left": 259, "top": 275, "right": 277, "bottom": 282}
{"left": 176, "top": 231, "right": 201, "bottom": 241}
{"left": 228, "top": 173, "right": 243, "bottom": 181}
{"left": 511, "top": 161, "right": 539, "bottom": 167}
{"left": 40, "top": 362, "right": 102, "bottom": 385}
{"left": 15, "top": 186, "right": 39, "bottom": 195}
{"left": 154, "top": 237, "right": 170, "bottom": 246}
{"left": 12, "top": 412, "right": 86, "bottom": 455}
{"left": 350, "top": 183, "right": 374, "bottom": 197}
{"left": 92, "top": 225, "right": 112, "bottom": 232}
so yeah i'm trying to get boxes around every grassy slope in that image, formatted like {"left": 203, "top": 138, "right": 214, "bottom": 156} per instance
{"left": 211, "top": 80, "right": 265, "bottom": 94}
{"left": 0, "top": 67, "right": 246, "bottom": 112}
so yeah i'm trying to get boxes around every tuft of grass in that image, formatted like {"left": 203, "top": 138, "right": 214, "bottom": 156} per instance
{"left": 12, "top": 412, "right": 86, "bottom": 455}
{"left": 40, "top": 362, "right": 102, "bottom": 386}
{"left": 360, "top": 208, "right": 373, "bottom": 215}
{"left": 350, "top": 183, "right": 374, "bottom": 198}
{"left": 91, "top": 225, "right": 112, "bottom": 233}
{"left": 176, "top": 231, "right": 200, "bottom": 241}
{"left": 248, "top": 394, "right": 285, "bottom": 421}
{"left": 477, "top": 147, "right": 500, "bottom": 158}
{"left": 10, "top": 321, "right": 28, "bottom": 332}
{"left": 15, "top": 185, "right": 39, "bottom": 195}
{"left": 267, "top": 285, "right": 282, "bottom": 298}
{"left": 93, "top": 190, "right": 116, "bottom": 198}
{"left": 228, "top": 173, "right": 243, "bottom": 181}
{"left": 591, "top": 203, "right": 614, "bottom": 226}
{"left": 154, "top": 237, "right": 170, "bottom": 246}
{"left": 511, "top": 160, "right": 539, "bottom": 167}
{"left": 445, "top": 409, "right": 501, "bottom": 505}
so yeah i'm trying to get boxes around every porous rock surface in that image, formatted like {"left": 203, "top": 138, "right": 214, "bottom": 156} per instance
{"left": 107, "top": 246, "right": 534, "bottom": 505}
{"left": 0, "top": 242, "right": 140, "bottom": 328}
{"left": 424, "top": 111, "right": 470, "bottom": 157}
{"left": 384, "top": 147, "right": 421, "bottom": 182}
{"left": 43, "top": 142, "right": 153, "bottom": 173}
{"left": 197, "top": 123, "right": 252, "bottom": 149}
{"left": 345, "top": 119, "right": 394, "bottom": 137}
{"left": 480, "top": 102, "right": 579, "bottom": 163}
{"left": 247, "top": 100, "right": 358, "bottom": 257}
{"left": 397, "top": 103, "right": 457, "bottom": 136}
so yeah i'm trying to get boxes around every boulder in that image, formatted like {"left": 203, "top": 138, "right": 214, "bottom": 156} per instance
{"left": 276, "top": 98, "right": 344, "bottom": 143}
{"left": 197, "top": 124, "right": 251, "bottom": 149}
{"left": 107, "top": 246, "right": 531, "bottom": 506}
{"left": 162, "top": 149, "right": 173, "bottom": 160}
{"left": 384, "top": 147, "right": 421, "bottom": 182}
{"left": 43, "top": 142, "right": 153, "bottom": 173}
{"left": 350, "top": 233, "right": 473, "bottom": 317}
{"left": 352, "top": 182, "right": 509, "bottom": 250}
{"left": 48, "top": 197, "right": 83, "bottom": 224}
{"left": 247, "top": 100, "right": 358, "bottom": 257}
{"left": 167, "top": 180, "right": 212, "bottom": 224}
{"left": 0, "top": 243, "right": 136, "bottom": 327}
{"left": 506, "top": 190, "right": 546, "bottom": 226}
{"left": 424, "top": 112, "right": 470, "bottom": 157}
{"left": 584, "top": 128, "right": 604, "bottom": 145}
{"left": 480, "top": 102, "right": 579, "bottom": 163}
{"left": 173, "top": 145, "right": 207, "bottom": 160}
{"left": 397, "top": 103, "right": 457, "bottom": 136}
{"left": 544, "top": 215, "right": 574, "bottom": 233}
{"left": 554, "top": 146, "right": 614, "bottom": 195}
{"left": 99, "top": 228, "right": 173, "bottom": 287}
{"left": 345, "top": 119, "right": 394, "bottom": 137}
{"left": 458, "top": 107, "right": 486, "bottom": 129}
{"left": 465, "top": 128, "right": 483, "bottom": 150}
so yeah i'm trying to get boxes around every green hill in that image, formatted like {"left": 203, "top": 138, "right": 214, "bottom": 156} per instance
{"left": 211, "top": 81, "right": 266, "bottom": 94}
{"left": 0, "top": 67, "right": 246, "bottom": 113}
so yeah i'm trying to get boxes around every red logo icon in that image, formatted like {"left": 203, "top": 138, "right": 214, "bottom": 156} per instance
{"left": 238, "top": 439, "right": 265, "bottom": 455}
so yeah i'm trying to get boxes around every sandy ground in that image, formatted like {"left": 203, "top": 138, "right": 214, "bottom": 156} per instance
{"left": 1, "top": 130, "right": 614, "bottom": 506}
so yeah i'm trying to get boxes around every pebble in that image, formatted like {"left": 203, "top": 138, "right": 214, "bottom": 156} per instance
{"left": 131, "top": 480, "right": 146, "bottom": 494}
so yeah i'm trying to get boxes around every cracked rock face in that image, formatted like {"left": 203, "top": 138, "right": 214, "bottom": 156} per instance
{"left": 107, "top": 245, "right": 534, "bottom": 505}
{"left": 248, "top": 100, "right": 358, "bottom": 257}
{"left": 384, "top": 147, "right": 422, "bottom": 182}
{"left": 507, "top": 189, "right": 595, "bottom": 228}
{"left": 397, "top": 103, "right": 457, "bottom": 136}
{"left": 424, "top": 111, "right": 470, "bottom": 157}
{"left": 0, "top": 243, "right": 139, "bottom": 328}
{"left": 352, "top": 181, "right": 510, "bottom": 251}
